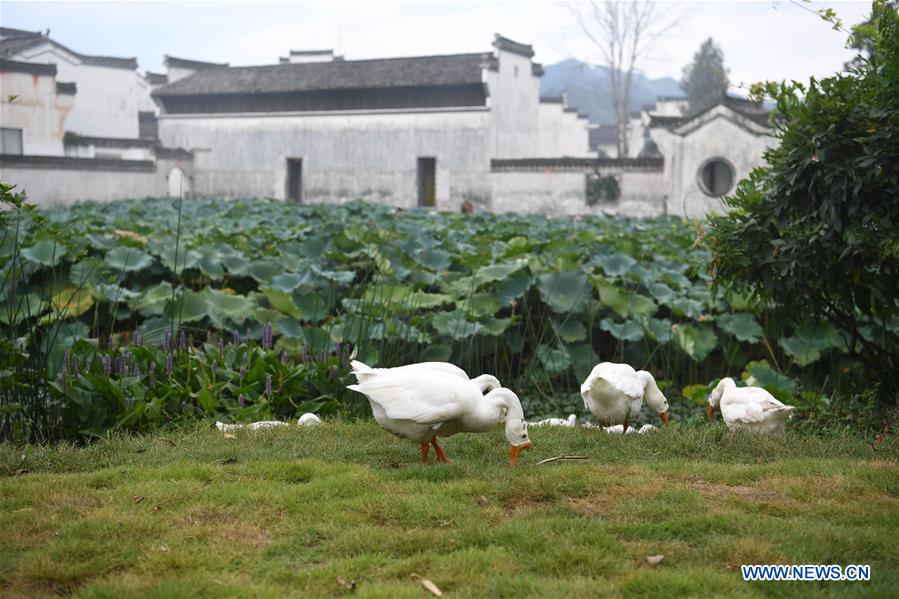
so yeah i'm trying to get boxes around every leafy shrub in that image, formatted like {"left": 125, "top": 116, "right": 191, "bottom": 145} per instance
{"left": 708, "top": 1, "right": 899, "bottom": 394}
{"left": 585, "top": 172, "right": 621, "bottom": 205}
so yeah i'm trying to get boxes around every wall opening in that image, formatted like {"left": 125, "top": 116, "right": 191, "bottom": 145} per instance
{"left": 417, "top": 157, "right": 436, "bottom": 207}
{"left": 1, "top": 128, "right": 23, "bottom": 155}
{"left": 697, "top": 158, "right": 735, "bottom": 197}
{"left": 286, "top": 158, "right": 303, "bottom": 202}
{"left": 167, "top": 166, "right": 189, "bottom": 198}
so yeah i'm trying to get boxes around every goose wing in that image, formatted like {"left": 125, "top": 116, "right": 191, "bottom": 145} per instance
{"left": 348, "top": 371, "right": 474, "bottom": 424}
{"left": 581, "top": 362, "right": 644, "bottom": 400}
{"left": 725, "top": 387, "right": 794, "bottom": 423}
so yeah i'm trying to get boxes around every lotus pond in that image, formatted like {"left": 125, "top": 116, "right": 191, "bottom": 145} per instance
{"left": 0, "top": 197, "right": 864, "bottom": 441}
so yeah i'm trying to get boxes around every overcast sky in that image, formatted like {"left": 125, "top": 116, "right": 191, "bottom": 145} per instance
{"left": 2, "top": 1, "right": 872, "bottom": 88}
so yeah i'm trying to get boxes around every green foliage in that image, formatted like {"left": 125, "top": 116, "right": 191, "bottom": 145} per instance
{"left": 51, "top": 333, "right": 355, "bottom": 437}
{"left": 680, "top": 37, "right": 729, "bottom": 114}
{"left": 709, "top": 1, "right": 899, "bottom": 391}
{"left": 2, "top": 186, "right": 879, "bottom": 438}
{"left": 585, "top": 171, "right": 621, "bottom": 206}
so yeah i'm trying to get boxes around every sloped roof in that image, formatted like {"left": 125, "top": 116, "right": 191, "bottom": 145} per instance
{"left": 0, "top": 30, "right": 137, "bottom": 69}
{"left": 649, "top": 95, "right": 773, "bottom": 131}
{"left": 493, "top": 34, "right": 534, "bottom": 58}
{"left": 589, "top": 125, "right": 618, "bottom": 147}
{"left": 153, "top": 52, "right": 493, "bottom": 97}
{"left": 0, "top": 58, "right": 56, "bottom": 76}
{"left": 164, "top": 55, "right": 229, "bottom": 70}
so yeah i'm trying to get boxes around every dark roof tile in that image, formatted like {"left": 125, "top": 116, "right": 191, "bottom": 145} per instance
{"left": 154, "top": 52, "right": 492, "bottom": 97}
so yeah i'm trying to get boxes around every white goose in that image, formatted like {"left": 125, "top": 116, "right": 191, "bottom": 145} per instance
{"left": 581, "top": 362, "right": 670, "bottom": 431}
{"left": 348, "top": 362, "right": 531, "bottom": 465}
{"left": 351, "top": 361, "right": 501, "bottom": 393}
{"left": 707, "top": 377, "right": 796, "bottom": 433}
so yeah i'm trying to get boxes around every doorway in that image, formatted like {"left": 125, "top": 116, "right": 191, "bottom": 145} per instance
{"left": 286, "top": 158, "right": 303, "bottom": 202}
{"left": 417, "top": 157, "right": 436, "bottom": 207}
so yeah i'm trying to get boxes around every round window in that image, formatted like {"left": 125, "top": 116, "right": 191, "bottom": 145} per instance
{"left": 697, "top": 158, "right": 735, "bottom": 197}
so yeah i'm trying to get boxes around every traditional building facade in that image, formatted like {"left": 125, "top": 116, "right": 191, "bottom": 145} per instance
{"left": 1, "top": 27, "right": 774, "bottom": 218}
{"left": 649, "top": 96, "right": 776, "bottom": 218}
{"left": 153, "top": 35, "right": 590, "bottom": 210}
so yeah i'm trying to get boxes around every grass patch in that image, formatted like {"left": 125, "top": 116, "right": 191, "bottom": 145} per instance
{"left": 2, "top": 422, "right": 898, "bottom": 597}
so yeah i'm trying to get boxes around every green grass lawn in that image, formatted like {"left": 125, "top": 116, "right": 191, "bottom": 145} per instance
{"left": 2, "top": 422, "right": 897, "bottom": 598}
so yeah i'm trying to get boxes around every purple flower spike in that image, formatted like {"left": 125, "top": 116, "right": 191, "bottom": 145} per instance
{"left": 102, "top": 354, "right": 111, "bottom": 376}
{"left": 166, "top": 352, "right": 173, "bottom": 375}
{"left": 64, "top": 348, "right": 71, "bottom": 371}
{"left": 246, "top": 327, "right": 251, "bottom": 344}
{"left": 212, "top": 360, "right": 218, "bottom": 376}
{"left": 302, "top": 347, "right": 309, "bottom": 363}
{"left": 125, "top": 395, "right": 134, "bottom": 409}
{"left": 239, "top": 364, "right": 246, "bottom": 380}
{"left": 280, "top": 350, "right": 287, "bottom": 365}
{"left": 132, "top": 362, "right": 140, "bottom": 378}
{"left": 73, "top": 357, "right": 80, "bottom": 378}
{"left": 233, "top": 331, "right": 241, "bottom": 345}
{"left": 134, "top": 330, "right": 141, "bottom": 347}
{"left": 238, "top": 394, "right": 245, "bottom": 407}
{"left": 265, "top": 375, "right": 273, "bottom": 398}
{"left": 242, "top": 353, "right": 249, "bottom": 366}
{"left": 149, "top": 367, "right": 156, "bottom": 389}
{"left": 179, "top": 330, "right": 187, "bottom": 351}
{"left": 329, "top": 365, "right": 338, "bottom": 381}
{"left": 163, "top": 330, "right": 170, "bottom": 352}
{"left": 218, "top": 337, "right": 224, "bottom": 358}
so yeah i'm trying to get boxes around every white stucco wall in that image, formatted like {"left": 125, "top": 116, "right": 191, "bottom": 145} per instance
{"left": 10, "top": 42, "right": 154, "bottom": 138}
{"left": 537, "top": 103, "right": 590, "bottom": 157}
{"left": 651, "top": 107, "right": 776, "bottom": 219}
{"left": 491, "top": 168, "right": 664, "bottom": 217}
{"left": 0, "top": 70, "right": 74, "bottom": 156}
{"left": 158, "top": 109, "right": 493, "bottom": 209}
{"left": 485, "top": 49, "right": 540, "bottom": 158}
{"left": 0, "top": 157, "right": 192, "bottom": 207}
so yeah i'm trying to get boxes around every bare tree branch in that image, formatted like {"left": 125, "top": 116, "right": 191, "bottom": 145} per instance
{"left": 567, "top": 1, "right": 683, "bottom": 157}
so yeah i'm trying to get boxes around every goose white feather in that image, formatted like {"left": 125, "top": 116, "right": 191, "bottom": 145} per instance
{"left": 350, "top": 360, "right": 501, "bottom": 393}
{"left": 707, "top": 377, "right": 796, "bottom": 433}
{"left": 529, "top": 414, "right": 577, "bottom": 427}
{"left": 348, "top": 361, "right": 531, "bottom": 465}
{"left": 214, "top": 413, "right": 322, "bottom": 432}
{"left": 581, "top": 362, "right": 670, "bottom": 430}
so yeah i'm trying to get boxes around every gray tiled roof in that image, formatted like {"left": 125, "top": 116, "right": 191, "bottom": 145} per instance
{"left": 649, "top": 95, "right": 773, "bottom": 130}
{"left": 0, "top": 58, "right": 56, "bottom": 76}
{"left": 153, "top": 52, "right": 493, "bottom": 97}
{"left": 164, "top": 55, "right": 229, "bottom": 70}
{"left": 493, "top": 34, "right": 534, "bottom": 58}
{"left": 0, "top": 31, "right": 137, "bottom": 69}
{"left": 145, "top": 71, "right": 168, "bottom": 85}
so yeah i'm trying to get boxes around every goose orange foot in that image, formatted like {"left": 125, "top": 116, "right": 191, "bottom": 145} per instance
{"left": 431, "top": 437, "right": 451, "bottom": 463}
{"left": 420, "top": 443, "right": 430, "bottom": 465}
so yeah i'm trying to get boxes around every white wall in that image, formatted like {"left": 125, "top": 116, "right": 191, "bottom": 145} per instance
{"left": 491, "top": 168, "right": 664, "bottom": 217}
{"left": 11, "top": 42, "right": 154, "bottom": 138}
{"left": 0, "top": 157, "right": 193, "bottom": 207}
{"left": 159, "top": 109, "right": 493, "bottom": 209}
{"left": 651, "top": 107, "right": 776, "bottom": 219}
{"left": 537, "top": 103, "right": 590, "bottom": 157}
{"left": 0, "top": 71, "right": 74, "bottom": 156}
{"left": 485, "top": 50, "right": 540, "bottom": 158}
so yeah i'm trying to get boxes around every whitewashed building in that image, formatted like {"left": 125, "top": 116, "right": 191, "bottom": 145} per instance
{"left": 649, "top": 96, "right": 776, "bottom": 218}
{"left": 0, "top": 27, "right": 193, "bottom": 205}
{"left": 154, "top": 35, "right": 590, "bottom": 210}
{"left": 0, "top": 27, "right": 156, "bottom": 143}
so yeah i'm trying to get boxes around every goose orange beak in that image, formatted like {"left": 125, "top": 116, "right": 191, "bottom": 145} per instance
{"left": 707, "top": 404, "right": 716, "bottom": 419}
{"left": 509, "top": 441, "right": 531, "bottom": 466}
{"left": 660, "top": 411, "right": 669, "bottom": 425}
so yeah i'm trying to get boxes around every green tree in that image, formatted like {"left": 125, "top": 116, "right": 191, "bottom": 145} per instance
{"left": 681, "top": 38, "right": 729, "bottom": 114}
{"left": 708, "top": 1, "right": 899, "bottom": 391}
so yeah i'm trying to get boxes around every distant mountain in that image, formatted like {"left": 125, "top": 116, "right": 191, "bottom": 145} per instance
{"left": 540, "top": 58, "right": 683, "bottom": 124}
